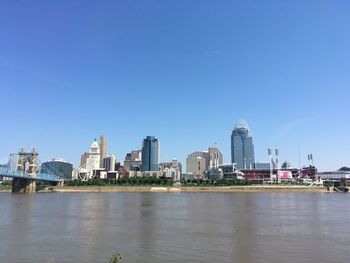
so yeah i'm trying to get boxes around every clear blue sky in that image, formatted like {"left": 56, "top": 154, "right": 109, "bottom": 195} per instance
{"left": 1, "top": 0, "right": 349, "bottom": 171}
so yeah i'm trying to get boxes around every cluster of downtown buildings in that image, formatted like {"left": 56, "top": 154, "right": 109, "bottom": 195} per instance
{"left": 72, "top": 120, "right": 258, "bottom": 181}
{"left": 3, "top": 120, "right": 350, "bottom": 182}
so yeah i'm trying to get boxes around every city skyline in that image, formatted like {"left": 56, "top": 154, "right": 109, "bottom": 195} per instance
{"left": 1, "top": 1, "right": 350, "bottom": 171}
{"left": 1, "top": 126, "right": 345, "bottom": 173}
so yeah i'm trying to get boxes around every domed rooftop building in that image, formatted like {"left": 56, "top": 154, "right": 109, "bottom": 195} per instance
{"left": 231, "top": 119, "right": 255, "bottom": 169}
{"left": 79, "top": 138, "right": 101, "bottom": 179}
{"left": 234, "top": 119, "right": 253, "bottom": 136}
{"left": 90, "top": 139, "right": 100, "bottom": 154}
{"left": 234, "top": 119, "right": 250, "bottom": 130}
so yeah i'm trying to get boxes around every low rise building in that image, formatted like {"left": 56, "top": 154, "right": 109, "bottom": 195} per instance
{"left": 317, "top": 170, "right": 350, "bottom": 180}
{"left": 124, "top": 150, "right": 142, "bottom": 171}
{"left": 41, "top": 158, "right": 73, "bottom": 179}
{"left": 159, "top": 159, "right": 182, "bottom": 181}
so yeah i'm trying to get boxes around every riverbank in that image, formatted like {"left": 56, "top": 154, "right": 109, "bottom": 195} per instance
{"left": 0, "top": 186, "right": 11, "bottom": 192}
{"left": 51, "top": 185, "right": 329, "bottom": 193}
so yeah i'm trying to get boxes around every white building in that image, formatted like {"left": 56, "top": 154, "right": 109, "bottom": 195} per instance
{"left": 78, "top": 139, "right": 101, "bottom": 179}
{"left": 86, "top": 139, "right": 100, "bottom": 171}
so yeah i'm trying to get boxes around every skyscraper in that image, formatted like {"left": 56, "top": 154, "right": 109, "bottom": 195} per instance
{"left": 99, "top": 135, "right": 106, "bottom": 168}
{"left": 231, "top": 120, "right": 255, "bottom": 169}
{"left": 140, "top": 136, "right": 160, "bottom": 172}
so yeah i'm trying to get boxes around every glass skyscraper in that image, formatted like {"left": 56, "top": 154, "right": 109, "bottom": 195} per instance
{"left": 231, "top": 120, "right": 255, "bottom": 169}
{"left": 141, "top": 136, "right": 160, "bottom": 172}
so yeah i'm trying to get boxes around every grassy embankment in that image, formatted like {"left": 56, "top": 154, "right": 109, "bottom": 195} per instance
{"left": 0, "top": 182, "right": 11, "bottom": 191}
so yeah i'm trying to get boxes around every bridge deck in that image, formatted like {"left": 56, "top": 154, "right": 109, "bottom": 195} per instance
{"left": 0, "top": 167, "right": 61, "bottom": 182}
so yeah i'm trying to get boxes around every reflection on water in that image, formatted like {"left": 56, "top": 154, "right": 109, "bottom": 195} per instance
{"left": 0, "top": 192, "right": 349, "bottom": 263}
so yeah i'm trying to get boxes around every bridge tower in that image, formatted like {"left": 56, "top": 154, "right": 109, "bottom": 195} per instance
{"left": 12, "top": 148, "right": 38, "bottom": 193}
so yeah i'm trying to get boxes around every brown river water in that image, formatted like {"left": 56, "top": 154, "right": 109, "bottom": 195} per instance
{"left": 0, "top": 192, "right": 349, "bottom": 263}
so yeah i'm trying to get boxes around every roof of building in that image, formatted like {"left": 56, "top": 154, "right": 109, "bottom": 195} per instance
{"left": 234, "top": 119, "right": 250, "bottom": 130}
{"left": 90, "top": 139, "right": 99, "bottom": 149}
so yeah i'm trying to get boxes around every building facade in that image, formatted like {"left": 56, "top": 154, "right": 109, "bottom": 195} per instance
{"left": 231, "top": 120, "right": 255, "bottom": 169}
{"left": 124, "top": 149, "right": 142, "bottom": 171}
{"left": 78, "top": 139, "right": 101, "bottom": 179}
{"left": 186, "top": 146, "right": 223, "bottom": 178}
{"left": 86, "top": 139, "right": 100, "bottom": 172}
{"left": 41, "top": 158, "right": 73, "bottom": 179}
{"left": 99, "top": 135, "right": 106, "bottom": 168}
{"left": 159, "top": 158, "right": 182, "bottom": 181}
{"left": 140, "top": 136, "right": 160, "bottom": 172}
{"left": 186, "top": 151, "right": 209, "bottom": 178}
{"left": 207, "top": 163, "right": 244, "bottom": 180}
{"left": 208, "top": 146, "right": 224, "bottom": 168}
{"left": 103, "top": 155, "right": 116, "bottom": 172}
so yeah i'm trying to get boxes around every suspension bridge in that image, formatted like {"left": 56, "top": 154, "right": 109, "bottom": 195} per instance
{"left": 0, "top": 148, "right": 64, "bottom": 193}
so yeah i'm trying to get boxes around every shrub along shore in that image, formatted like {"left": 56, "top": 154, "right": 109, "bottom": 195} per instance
{"left": 64, "top": 178, "right": 253, "bottom": 187}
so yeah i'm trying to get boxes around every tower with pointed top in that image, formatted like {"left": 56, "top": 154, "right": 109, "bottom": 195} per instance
{"left": 86, "top": 139, "right": 100, "bottom": 172}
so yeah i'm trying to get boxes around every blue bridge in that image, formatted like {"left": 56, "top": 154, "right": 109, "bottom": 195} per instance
{"left": 0, "top": 166, "right": 61, "bottom": 182}
{"left": 0, "top": 148, "right": 64, "bottom": 193}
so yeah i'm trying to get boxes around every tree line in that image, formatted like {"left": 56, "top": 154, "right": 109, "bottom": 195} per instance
{"left": 180, "top": 178, "right": 254, "bottom": 186}
{"left": 65, "top": 177, "right": 175, "bottom": 186}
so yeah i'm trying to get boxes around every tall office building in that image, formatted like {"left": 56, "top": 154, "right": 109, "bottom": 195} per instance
{"left": 231, "top": 120, "right": 255, "bottom": 169}
{"left": 99, "top": 135, "right": 106, "bottom": 168}
{"left": 140, "top": 136, "right": 160, "bottom": 172}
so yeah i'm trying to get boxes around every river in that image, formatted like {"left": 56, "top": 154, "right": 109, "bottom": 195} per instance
{"left": 0, "top": 192, "right": 349, "bottom": 263}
